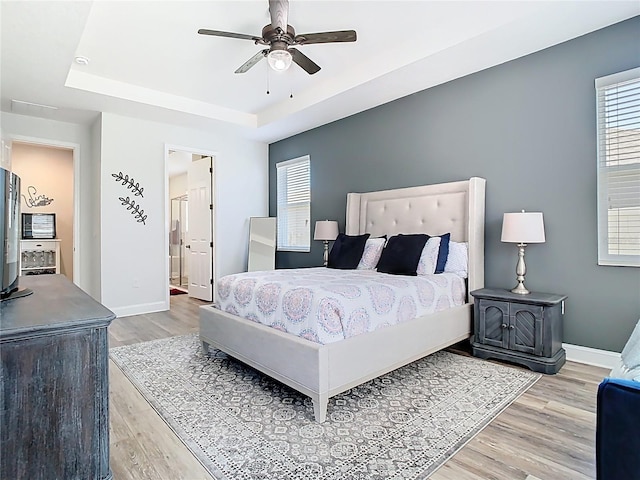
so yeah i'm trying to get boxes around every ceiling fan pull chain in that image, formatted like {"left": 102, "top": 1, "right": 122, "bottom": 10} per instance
{"left": 266, "top": 65, "right": 270, "bottom": 95}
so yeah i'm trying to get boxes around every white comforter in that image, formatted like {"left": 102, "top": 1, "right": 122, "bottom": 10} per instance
{"left": 216, "top": 267, "right": 466, "bottom": 345}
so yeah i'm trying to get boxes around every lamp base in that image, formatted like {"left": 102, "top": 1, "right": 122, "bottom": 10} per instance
{"left": 323, "top": 241, "right": 329, "bottom": 267}
{"left": 510, "top": 283, "right": 530, "bottom": 295}
{"left": 511, "top": 243, "right": 530, "bottom": 294}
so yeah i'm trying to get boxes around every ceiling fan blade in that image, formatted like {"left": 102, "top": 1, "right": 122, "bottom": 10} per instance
{"left": 234, "top": 50, "right": 267, "bottom": 74}
{"left": 289, "top": 48, "right": 320, "bottom": 75}
{"left": 198, "top": 29, "right": 262, "bottom": 42}
{"left": 268, "top": 0, "right": 289, "bottom": 32}
{"left": 294, "top": 30, "right": 357, "bottom": 45}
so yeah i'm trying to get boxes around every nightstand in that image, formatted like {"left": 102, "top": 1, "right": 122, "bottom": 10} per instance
{"left": 470, "top": 288, "right": 567, "bottom": 374}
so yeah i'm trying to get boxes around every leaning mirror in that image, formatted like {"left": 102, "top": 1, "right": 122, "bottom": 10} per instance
{"left": 247, "top": 217, "right": 276, "bottom": 272}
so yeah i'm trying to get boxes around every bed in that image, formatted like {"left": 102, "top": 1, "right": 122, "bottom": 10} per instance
{"left": 199, "top": 177, "right": 485, "bottom": 422}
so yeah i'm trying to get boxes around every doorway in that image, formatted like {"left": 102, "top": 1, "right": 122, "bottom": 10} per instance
{"left": 166, "top": 146, "right": 216, "bottom": 302}
{"left": 9, "top": 139, "right": 78, "bottom": 283}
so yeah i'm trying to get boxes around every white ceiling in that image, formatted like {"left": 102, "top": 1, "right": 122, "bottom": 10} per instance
{"left": 1, "top": 1, "right": 638, "bottom": 144}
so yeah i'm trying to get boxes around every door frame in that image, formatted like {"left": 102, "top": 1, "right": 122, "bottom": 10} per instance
{"left": 164, "top": 144, "right": 218, "bottom": 308}
{"left": 6, "top": 134, "right": 81, "bottom": 286}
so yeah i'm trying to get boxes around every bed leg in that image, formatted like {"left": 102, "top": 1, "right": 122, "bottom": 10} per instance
{"left": 312, "top": 394, "right": 328, "bottom": 423}
{"left": 201, "top": 341, "right": 210, "bottom": 355}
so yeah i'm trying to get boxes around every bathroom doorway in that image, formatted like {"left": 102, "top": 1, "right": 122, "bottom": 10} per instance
{"left": 166, "top": 146, "right": 216, "bottom": 302}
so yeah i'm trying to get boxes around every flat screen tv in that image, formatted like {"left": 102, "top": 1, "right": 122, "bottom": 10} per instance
{"left": 1, "top": 166, "right": 21, "bottom": 299}
{"left": 22, "top": 212, "right": 56, "bottom": 239}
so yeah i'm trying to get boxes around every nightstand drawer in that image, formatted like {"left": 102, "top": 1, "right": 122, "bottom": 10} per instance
{"left": 476, "top": 299, "right": 510, "bottom": 349}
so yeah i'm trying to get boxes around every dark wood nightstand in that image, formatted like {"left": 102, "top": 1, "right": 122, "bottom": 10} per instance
{"left": 470, "top": 288, "right": 567, "bottom": 374}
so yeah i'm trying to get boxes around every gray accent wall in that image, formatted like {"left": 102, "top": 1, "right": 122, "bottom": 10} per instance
{"left": 269, "top": 17, "right": 640, "bottom": 353}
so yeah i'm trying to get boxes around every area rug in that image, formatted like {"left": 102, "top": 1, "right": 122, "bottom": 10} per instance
{"left": 170, "top": 288, "right": 187, "bottom": 295}
{"left": 110, "top": 334, "right": 540, "bottom": 480}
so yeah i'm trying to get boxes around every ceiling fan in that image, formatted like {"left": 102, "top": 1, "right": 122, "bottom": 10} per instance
{"left": 198, "top": 0, "right": 357, "bottom": 75}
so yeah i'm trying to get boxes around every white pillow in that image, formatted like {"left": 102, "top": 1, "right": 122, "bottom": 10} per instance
{"left": 356, "top": 237, "right": 386, "bottom": 270}
{"left": 444, "top": 241, "right": 468, "bottom": 278}
{"left": 416, "top": 237, "right": 441, "bottom": 275}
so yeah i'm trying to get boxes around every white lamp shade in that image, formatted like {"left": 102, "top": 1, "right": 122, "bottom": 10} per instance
{"left": 501, "top": 212, "right": 546, "bottom": 243}
{"left": 314, "top": 220, "right": 339, "bottom": 241}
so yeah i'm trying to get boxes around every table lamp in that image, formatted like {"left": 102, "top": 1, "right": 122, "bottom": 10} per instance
{"left": 501, "top": 211, "right": 545, "bottom": 295}
{"left": 314, "top": 220, "right": 339, "bottom": 266}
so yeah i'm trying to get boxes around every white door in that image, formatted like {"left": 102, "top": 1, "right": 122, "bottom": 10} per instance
{"left": 187, "top": 157, "right": 213, "bottom": 301}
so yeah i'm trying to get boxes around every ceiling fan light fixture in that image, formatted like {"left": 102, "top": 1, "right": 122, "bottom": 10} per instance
{"left": 198, "top": 0, "right": 356, "bottom": 75}
{"left": 267, "top": 49, "right": 292, "bottom": 72}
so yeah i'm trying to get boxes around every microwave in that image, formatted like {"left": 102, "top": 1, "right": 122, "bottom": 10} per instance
{"left": 22, "top": 213, "right": 56, "bottom": 239}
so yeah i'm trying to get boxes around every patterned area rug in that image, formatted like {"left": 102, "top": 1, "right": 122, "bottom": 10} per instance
{"left": 110, "top": 334, "right": 540, "bottom": 480}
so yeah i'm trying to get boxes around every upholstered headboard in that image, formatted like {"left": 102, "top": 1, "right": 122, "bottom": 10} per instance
{"left": 345, "top": 177, "right": 486, "bottom": 300}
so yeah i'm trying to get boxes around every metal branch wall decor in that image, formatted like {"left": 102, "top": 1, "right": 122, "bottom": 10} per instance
{"left": 22, "top": 185, "right": 54, "bottom": 208}
{"left": 111, "top": 171, "right": 144, "bottom": 197}
{"left": 111, "top": 171, "right": 148, "bottom": 225}
{"left": 118, "top": 196, "right": 147, "bottom": 224}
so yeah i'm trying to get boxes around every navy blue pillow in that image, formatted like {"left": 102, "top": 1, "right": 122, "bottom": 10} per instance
{"left": 376, "top": 234, "right": 428, "bottom": 275}
{"left": 328, "top": 233, "right": 370, "bottom": 269}
{"left": 432, "top": 232, "right": 451, "bottom": 274}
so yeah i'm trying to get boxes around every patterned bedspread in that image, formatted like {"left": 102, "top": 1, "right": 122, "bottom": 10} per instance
{"left": 216, "top": 268, "right": 466, "bottom": 345}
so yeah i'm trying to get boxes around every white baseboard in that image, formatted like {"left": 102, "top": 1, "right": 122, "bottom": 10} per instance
{"left": 564, "top": 343, "right": 620, "bottom": 370}
{"left": 110, "top": 300, "right": 169, "bottom": 318}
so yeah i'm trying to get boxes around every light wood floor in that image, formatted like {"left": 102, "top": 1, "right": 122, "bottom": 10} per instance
{"left": 108, "top": 295, "right": 608, "bottom": 480}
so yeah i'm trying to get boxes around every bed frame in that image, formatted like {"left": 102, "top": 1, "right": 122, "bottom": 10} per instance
{"left": 200, "top": 177, "right": 485, "bottom": 422}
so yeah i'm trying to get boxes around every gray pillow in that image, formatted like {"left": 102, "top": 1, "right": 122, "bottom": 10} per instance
{"left": 609, "top": 319, "right": 640, "bottom": 381}
{"left": 621, "top": 319, "right": 640, "bottom": 368}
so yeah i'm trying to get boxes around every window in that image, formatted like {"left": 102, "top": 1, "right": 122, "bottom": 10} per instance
{"left": 276, "top": 155, "right": 310, "bottom": 252}
{"left": 596, "top": 67, "right": 640, "bottom": 267}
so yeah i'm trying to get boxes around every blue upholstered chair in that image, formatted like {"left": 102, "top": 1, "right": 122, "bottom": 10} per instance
{"left": 596, "top": 320, "right": 640, "bottom": 480}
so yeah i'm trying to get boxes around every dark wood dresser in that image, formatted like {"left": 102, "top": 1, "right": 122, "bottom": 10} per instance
{"left": 0, "top": 275, "right": 115, "bottom": 480}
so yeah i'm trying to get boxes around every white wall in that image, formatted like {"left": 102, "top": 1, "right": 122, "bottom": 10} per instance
{"left": 99, "top": 112, "right": 268, "bottom": 317}
{"left": 0, "top": 112, "right": 100, "bottom": 298}
{"left": 90, "top": 116, "right": 102, "bottom": 298}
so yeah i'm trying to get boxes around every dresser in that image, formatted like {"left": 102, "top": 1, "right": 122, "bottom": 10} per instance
{"left": 0, "top": 275, "right": 115, "bottom": 480}
{"left": 470, "top": 288, "right": 567, "bottom": 374}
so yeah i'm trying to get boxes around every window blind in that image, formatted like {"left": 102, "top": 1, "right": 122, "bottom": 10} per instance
{"left": 596, "top": 67, "right": 640, "bottom": 267}
{"left": 276, "top": 156, "right": 310, "bottom": 252}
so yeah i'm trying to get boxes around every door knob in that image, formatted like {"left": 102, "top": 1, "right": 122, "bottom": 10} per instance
{"left": 186, "top": 245, "right": 191, "bottom": 249}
